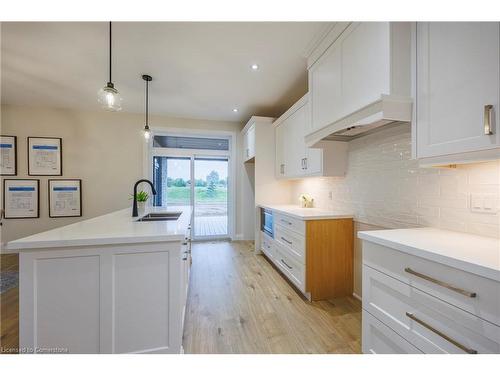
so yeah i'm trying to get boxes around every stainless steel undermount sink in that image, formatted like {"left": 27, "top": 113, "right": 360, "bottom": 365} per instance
{"left": 136, "top": 212, "right": 182, "bottom": 222}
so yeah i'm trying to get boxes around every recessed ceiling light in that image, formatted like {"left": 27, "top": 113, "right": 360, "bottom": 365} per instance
{"left": 251, "top": 64, "right": 259, "bottom": 71}
{"left": 232, "top": 108, "right": 239, "bottom": 113}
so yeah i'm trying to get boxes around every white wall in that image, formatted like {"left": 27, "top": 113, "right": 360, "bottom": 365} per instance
{"left": 0, "top": 105, "right": 243, "bottom": 244}
{"left": 291, "top": 124, "right": 500, "bottom": 239}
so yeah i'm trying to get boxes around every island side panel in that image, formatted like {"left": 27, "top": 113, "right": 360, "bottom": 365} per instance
{"left": 19, "top": 241, "right": 183, "bottom": 354}
{"left": 20, "top": 248, "right": 101, "bottom": 353}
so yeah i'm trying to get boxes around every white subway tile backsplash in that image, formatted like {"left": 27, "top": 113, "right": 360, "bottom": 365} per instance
{"left": 291, "top": 125, "right": 500, "bottom": 238}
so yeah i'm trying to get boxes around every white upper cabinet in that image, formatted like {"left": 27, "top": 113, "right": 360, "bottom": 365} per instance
{"left": 415, "top": 22, "right": 500, "bottom": 163}
{"left": 309, "top": 39, "right": 342, "bottom": 133}
{"left": 275, "top": 121, "right": 286, "bottom": 176}
{"left": 274, "top": 94, "right": 347, "bottom": 179}
{"left": 341, "top": 22, "right": 391, "bottom": 117}
{"left": 308, "top": 22, "right": 411, "bottom": 136}
{"left": 243, "top": 123, "right": 256, "bottom": 162}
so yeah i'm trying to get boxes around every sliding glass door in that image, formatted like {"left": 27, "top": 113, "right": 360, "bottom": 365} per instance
{"left": 193, "top": 157, "right": 229, "bottom": 238}
{"left": 152, "top": 156, "right": 191, "bottom": 208}
{"left": 152, "top": 155, "right": 229, "bottom": 240}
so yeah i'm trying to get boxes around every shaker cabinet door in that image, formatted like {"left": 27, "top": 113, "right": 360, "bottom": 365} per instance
{"left": 275, "top": 123, "right": 287, "bottom": 177}
{"left": 416, "top": 22, "right": 500, "bottom": 158}
{"left": 309, "top": 39, "right": 342, "bottom": 133}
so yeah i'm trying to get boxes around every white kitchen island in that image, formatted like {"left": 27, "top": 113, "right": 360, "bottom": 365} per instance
{"left": 6, "top": 206, "right": 193, "bottom": 354}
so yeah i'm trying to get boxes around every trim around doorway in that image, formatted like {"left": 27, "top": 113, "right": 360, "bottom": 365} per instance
{"left": 143, "top": 126, "right": 237, "bottom": 240}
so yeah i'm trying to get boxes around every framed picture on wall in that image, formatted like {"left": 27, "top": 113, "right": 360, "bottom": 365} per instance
{"left": 0, "top": 135, "right": 17, "bottom": 176}
{"left": 3, "top": 179, "right": 40, "bottom": 219}
{"left": 28, "top": 137, "right": 62, "bottom": 176}
{"left": 48, "top": 179, "right": 82, "bottom": 218}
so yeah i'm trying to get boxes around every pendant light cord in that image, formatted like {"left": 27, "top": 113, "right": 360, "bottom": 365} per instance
{"left": 145, "top": 79, "right": 149, "bottom": 127}
{"left": 109, "top": 21, "right": 112, "bottom": 83}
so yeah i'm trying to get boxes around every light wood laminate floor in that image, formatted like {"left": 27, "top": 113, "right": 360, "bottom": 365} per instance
{"left": 183, "top": 241, "right": 361, "bottom": 354}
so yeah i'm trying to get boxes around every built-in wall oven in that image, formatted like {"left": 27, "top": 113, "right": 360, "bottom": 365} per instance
{"left": 260, "top": 208, "right": 274, "bottom": 238}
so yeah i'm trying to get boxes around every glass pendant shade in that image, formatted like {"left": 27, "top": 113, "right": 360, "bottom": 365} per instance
{"left": 143, "top": 125, "right": 151, "bottom": 140}
{"left": 98, "top": 82, "right": 122, "bottom": 111}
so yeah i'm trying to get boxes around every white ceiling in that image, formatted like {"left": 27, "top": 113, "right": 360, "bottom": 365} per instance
{"left": 1, "top": 22, "right": 331, "bottom": 122}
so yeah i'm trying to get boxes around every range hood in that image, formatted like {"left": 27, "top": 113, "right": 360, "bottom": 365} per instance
{"left": 305, "top": 95, "right": 413, "bottom": 146}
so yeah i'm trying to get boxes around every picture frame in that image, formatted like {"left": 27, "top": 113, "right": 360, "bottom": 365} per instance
{"left": 0, "top": 135, "right": 17, "bottom": 176}
{"left": 27, "top": 136, "right": 62, "bottom": 176}
{"left": 3, "top": 179, "right": 40, "bottom": 219}
{"left": 48, "top": 179, "right": 82, "bottom": 218}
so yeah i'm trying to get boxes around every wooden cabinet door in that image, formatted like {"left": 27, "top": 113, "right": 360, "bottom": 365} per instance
{"left": 416, "top": 22, "right": 500, "bottom": 158}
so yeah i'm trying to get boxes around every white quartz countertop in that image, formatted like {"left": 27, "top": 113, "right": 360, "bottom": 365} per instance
{"left": 5, "top": 206, "right": 192, "bottom": 251}
{"left": 258, "top": 204, "right": 353, "bottom": 220}
{"left": 358, "top": 227, "right": 500, "bottom": 282}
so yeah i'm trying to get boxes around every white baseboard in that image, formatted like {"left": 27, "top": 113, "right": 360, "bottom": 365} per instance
{"left": 352, "top": 292, "right": 362, "bottom": 301}
{"left": 233, "top": 233, "right": 256, "bottom": 241}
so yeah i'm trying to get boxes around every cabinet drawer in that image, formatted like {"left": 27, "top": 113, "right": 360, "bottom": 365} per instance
{"left": 275, "top": 243, "right": 305, "bottom": 292}
{"left": 362, "top": 310, "right": 422, "bottom": 354}
{"left": 275, "top": 224, "right": 305, "bottom": 264}
{"left": 274, "top": 213, "right": 305, "bottom": 235}
{"left": 363, "top": 241, "right": 500, "bottom": 327}
{"left": 363, "top": 265, "right": 500, "bottom": 354}
{"left": 261, "top": 231, "right": 275, "bottom": 261}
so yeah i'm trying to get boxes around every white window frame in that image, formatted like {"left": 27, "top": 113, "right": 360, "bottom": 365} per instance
{"left": 143, "top": 126, "right": 237, "bottom": 241}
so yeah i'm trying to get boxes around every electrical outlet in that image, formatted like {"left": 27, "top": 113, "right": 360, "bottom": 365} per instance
{"left": 469, "top": 194, "right": 498, "bottom": 214}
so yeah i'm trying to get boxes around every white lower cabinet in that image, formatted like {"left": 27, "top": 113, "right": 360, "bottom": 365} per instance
{"left": 274, "top": 225, "right": 305, "bottom": 264}
{"left": 261, "top": 230, "right": 305, "bottom": 292}
{"left": 260, "top": 231, "right": 275, "bottom": 261}
{"left": 274, "top": 242, "right": 306, "bottom": 293}
{"left": 363, "top": 310, "right": 422, "bottom": 354}
{"left": 259, "top": 209, "right": 354, "bottom": 301}
{"left": 20, "top": 239, "right": 190, "bottom": 354}
{"left": 362, "top": 241, "right": 500, "bottom": 354}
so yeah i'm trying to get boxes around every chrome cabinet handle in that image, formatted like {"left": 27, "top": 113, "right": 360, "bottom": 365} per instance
{"left": 404, "top": 267, "right": 476, "bottom": 298}
{"left": 280, "top": 219, "right": 292, "bottom": 225}
{"left": 304, "top": 158, "right": 308, "bottom": 170}
{"left": 182, "top": 252, "right": 188, "bottom": 261}
{"left": 280, "top": 236, "right": 292, "bottom": 245}
{"left": 484, "top": 104, "right": 493, "bottom": 135}
{"left": 280, "top": 258, "right": 293, "bottom": 270}
{"left": 406, "top": 312, "right": 477, "bottom": 354}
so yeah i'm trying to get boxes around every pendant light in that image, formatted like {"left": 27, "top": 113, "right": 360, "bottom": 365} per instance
{"left": 97, "top": 22, "right": 122, "bottom": 111}
{"left": 142, "top": 74, "right": 152, "bottom": 140}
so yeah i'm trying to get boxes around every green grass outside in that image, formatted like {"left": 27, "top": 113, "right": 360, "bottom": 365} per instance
{"left": 166, "top": 186, "right": 227, "bottom": 204}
